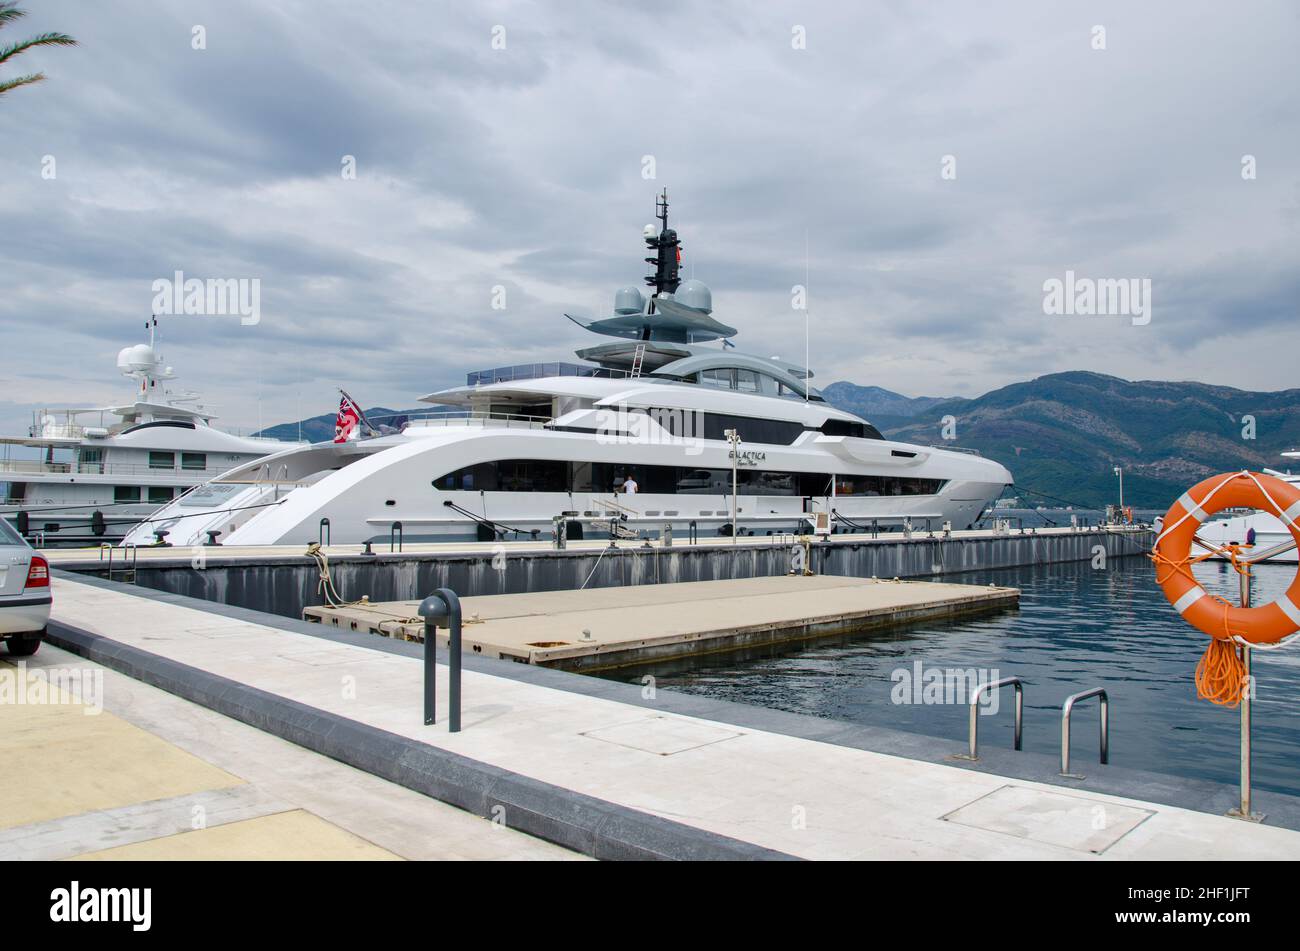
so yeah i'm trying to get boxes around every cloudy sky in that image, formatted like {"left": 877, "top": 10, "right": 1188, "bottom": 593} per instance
{"left": 2, "top": 0, "right": 1297, "bottom": 436}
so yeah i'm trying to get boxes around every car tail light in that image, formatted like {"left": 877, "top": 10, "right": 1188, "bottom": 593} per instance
{"left": 25, "top": 555, "right": 49, "bottom": 589}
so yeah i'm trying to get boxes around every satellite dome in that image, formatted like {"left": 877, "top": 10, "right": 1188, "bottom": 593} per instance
{"left": 613, "top": 286, "right": 645, "bottom": 315}
{"left": 117, "top": 344, "right": 159, "bottom": 375}
{"left": 675, "top": 279, "right": 712, "bottom": 313}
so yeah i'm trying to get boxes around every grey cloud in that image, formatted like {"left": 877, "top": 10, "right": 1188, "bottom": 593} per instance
{"left": 1, "top": 0, "right": 1297, "bottom": 437}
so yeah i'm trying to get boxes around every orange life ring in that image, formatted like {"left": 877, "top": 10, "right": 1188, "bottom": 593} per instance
{"left": 1153, "top": 471, "right": 1300, "bottom": 645}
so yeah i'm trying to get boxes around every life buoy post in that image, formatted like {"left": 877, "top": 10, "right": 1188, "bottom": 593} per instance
{"left": 1152, "top": 470, "right": 1300, "bottom": 820}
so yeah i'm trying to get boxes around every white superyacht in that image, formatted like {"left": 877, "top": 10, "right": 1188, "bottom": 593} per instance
{"left": 1, "top": 321, "right": 297, "bottom": 545}
{"left": 127, "top": 197, "right": 1013, "bottom": 547}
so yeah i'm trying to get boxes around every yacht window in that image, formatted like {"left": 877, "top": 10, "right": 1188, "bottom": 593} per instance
{"left": 181, "top": 452, "right": 207, "bottom": 471}
{"left": 121, "top": 420, "right": 197, "bottom": 434}
{"left": 114, "top": 486, "right": 142, "bottom": 503}
{"left": 735, "top": 369, "right": 761, "bottom": 394}
{"left": 148, "top": 451, "right": 175, "bottom": 469}
{"left": 634, "top": 408, "right": 805, "bottom": 446}
{"left": 570, "top": 461, "right": 594, "bottom": 493}
{"left": 148, "top": 486, "right": 175, "bottom": 504}
{"left": 835, "top": 475, "right": 945, "bottom": 496}
{"left": 820, "top": 419, "right": 884, "bottom": 440}
{"left": 78, "top": 448, "right": 104, "bottom": 474}
{"left": 433, "top": 459, "right": 566, "bottom": 493}
{"left": 699, "top": 368, "right": 734, "bottom": 389}
{"left": 702, "top": 412, "right": 804, "bottom": 445}
{"left": 432, "top": 459, "right": 841, "bottom": 497}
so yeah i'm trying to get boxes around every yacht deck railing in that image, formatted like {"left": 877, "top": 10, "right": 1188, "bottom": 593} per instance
{"left": 0, "top": 460, "right": 242, "bottom": 478}
{"left": 404, "top": 411, "right": 554, "bottom": 431}
{"left": 466, "top": 363, "right": 635, "bottom": 385}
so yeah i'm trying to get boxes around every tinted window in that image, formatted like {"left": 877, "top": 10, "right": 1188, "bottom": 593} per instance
{"left": 699, "top": 368, "right": 734, "bottom": 389}
{"left": 702, "top": 413, "right": 804, "bottom": 445}
{"left": 432, "top": 459, "right": 943, "bottom": 498}
{"left": 181, "top": 452, "right": 207, "bottom": 470}
{"left": 121, "top": 420, "right": 197, "bottom": 434}
{"left": 625, "top": 409, "right": 804, "bottom": 446}
{"left": 836, "top": 475, "right": 944, "bottom": 496}
{"left": 148, "top": 486, "right": 175, "bottom": 504}
{"left": 821, "top": 419, "right": 884, "bottom": 440}
{"left": 0, "top": 518, "right": 24, "bottom": 546}
{"left": 433, "top": 459, "right": 567, "bottom": 493}
{"left": 148, "top": 451, "right": 175, "bottom": 469}
{"left": 114, "top": 486, "right": 141, "bottom": 502}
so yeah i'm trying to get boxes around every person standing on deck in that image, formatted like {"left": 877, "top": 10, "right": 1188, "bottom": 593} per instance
{"left": 623, "top": 473, "right": 639, "bottom": 495}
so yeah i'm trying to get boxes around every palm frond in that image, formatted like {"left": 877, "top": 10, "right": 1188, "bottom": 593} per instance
{"left": 0, "top": 70, "right": 42, "bottom": 95}
{"left": 0, "top": 3, "right": 26, "bottom": 29}
{"left": 0, "top": 32, "right": 77, "bottom": 65}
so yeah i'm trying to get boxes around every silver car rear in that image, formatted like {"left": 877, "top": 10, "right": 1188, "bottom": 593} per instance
{"left": 0, "top": 519, "right": 50, "bottom": 653}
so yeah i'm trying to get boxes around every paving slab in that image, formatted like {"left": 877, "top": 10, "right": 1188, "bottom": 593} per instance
{"left": 1, "top": 643, "right": 582, "bottom": 861}
{"left": 73, "top": 810, "right": 401, "bottom": 861}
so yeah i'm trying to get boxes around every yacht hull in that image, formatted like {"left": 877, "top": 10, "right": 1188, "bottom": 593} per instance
{"left": 1199, "top": 512, "right": 1298, "bottom": 564}
{"left": 124, "top": 423, "right": 1011, "bottom": 548}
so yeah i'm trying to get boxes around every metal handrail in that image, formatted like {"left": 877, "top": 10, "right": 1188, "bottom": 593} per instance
{"left": 0, "top": 459, "right": 232, "bottom": 477}
{"left": 102, "top": 543, "right": 137, "bottom": 584}
{"left": 390, "top": 520, "right": 403, "bottom": 552}
{"left": 1242, "top": 535, "right": 1298, "bottom": 564}
{"left": 598, "top": 495, "right": 639, "bottom": 517}
{"left": 465, "top": 363, "right": 637, "bottom": 385}
{"left": 964, "top": 676, "right": 1024, "bottom": 760}
{"left": 404, "top": 411, "right": 553, "bottom": 430}
{"left": 1061, "top": 687, "right": 1109, "bottom": 776}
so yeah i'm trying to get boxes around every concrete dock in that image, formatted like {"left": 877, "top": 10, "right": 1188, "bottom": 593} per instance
{"left": 42, "top": 524, "right": 1151, "bottom": 622}
{"left": 302, "top": 575, "right": 1019, "bottom": 670}
{"left": 29, "top": 572, "right": 1300, "bottom": 860}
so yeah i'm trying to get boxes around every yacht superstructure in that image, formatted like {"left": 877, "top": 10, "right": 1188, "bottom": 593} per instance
{"left": 1, "top": 323, "right": 297, "bottom": 545}
{"left": 126, "top": 196, "right": 1013, "bottom": 547}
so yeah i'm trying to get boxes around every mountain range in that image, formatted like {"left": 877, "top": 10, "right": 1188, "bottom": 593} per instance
{"left": 257, "top": 372, "right": 1300, "bottom": 509}
{"left": 829, "top": 372, "right": 1300, "bottom": 508}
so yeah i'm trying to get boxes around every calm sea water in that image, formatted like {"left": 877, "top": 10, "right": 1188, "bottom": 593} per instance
{"left": 600, "top": 545, "right": 1300, "bottom": 796}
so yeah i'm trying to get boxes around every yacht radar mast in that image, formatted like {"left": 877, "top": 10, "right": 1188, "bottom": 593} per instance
{"left": 644, "top": 189, "right": 681, "bottom": 310}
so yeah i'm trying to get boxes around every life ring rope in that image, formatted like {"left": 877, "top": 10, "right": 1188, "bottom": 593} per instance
{"left": 1151, "top": 470, "right": 1300, "bottom": 706}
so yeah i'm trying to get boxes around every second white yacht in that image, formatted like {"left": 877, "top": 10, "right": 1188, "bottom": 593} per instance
{"left": 1197, "top": 451, "right": 1300, "bottom": 563}
{"left": 1, "top": 321, "right": 298, "bottom": 546}
{"left": 127, "top": 197, "right": 1013, "bottom": 547}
